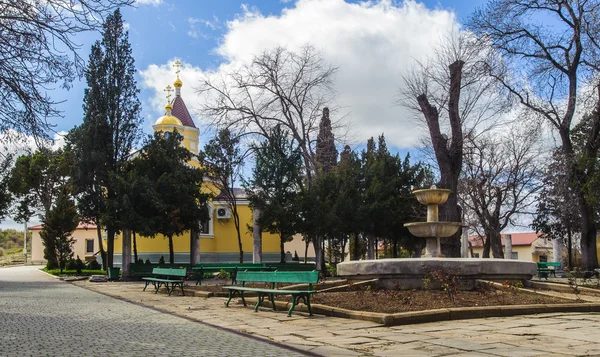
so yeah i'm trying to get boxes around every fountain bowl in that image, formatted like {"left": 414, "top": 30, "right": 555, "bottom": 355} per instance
{"left": 337, "top": 258, "right": 537, "bottom": 290}
{"left": 404, "top": 221, "right": 461, "bottom": 237}
{"left": 412, "top": 188, "right": 453, "bottom": 205}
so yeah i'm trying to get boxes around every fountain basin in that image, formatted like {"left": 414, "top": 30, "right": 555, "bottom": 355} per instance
{"left": 337, "top": 258, "right": 537, "bottom": 290}
{"left": 412, "top": 188, "right": 453, "bottom": 205}
{"left": 404, "top": 221, "right": 461, "bottom": 237}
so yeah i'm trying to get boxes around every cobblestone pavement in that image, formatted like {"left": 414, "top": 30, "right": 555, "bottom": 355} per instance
{"left": 0, "top": 266, "right": 308, "bottom": 357}
{"left": 72, "top": 274, "right": 600, "bottom": 357}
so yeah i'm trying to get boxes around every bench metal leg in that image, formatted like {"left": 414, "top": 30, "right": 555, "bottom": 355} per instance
{"left": 225, "top": 290, "right": 246, "bottom": 307}
{"left": 143, "top": 281, "right": 151, "bottom": 291}
{"left": 254, "top": 293, "right": 264, "bottom": 312}
{"left": 289, "top": 294, "right": 312, "bottom": 317}
{"left": 269, "top": 293, "right": 276, "bottom": 311}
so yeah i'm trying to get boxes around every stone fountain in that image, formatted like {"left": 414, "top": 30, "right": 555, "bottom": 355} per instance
{"left": 337, "top": 186, "right": 537, "bottom": 289}
{"left": 403, "top": 186, "right": 461, "bottom": 257}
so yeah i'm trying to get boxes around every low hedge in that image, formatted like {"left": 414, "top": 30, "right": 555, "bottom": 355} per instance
{"left": 44, "top": 269, "right": 107, "bottom": 276}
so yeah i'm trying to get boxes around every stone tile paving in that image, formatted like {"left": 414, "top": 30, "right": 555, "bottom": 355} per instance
{"left": 62, "top": 275, "right": 600, "bottom": 357}
{"left": 0, "top": 266, "right": 308, "bottom": 357}
{"left": 17, "top": 266, "right": 600, "bottom": 357}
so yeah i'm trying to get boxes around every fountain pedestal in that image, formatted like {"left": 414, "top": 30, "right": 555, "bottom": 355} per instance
{"left": 424, "top": 237, "right": 442, "bottom": 257}
{"left": 403, "top": 188, "right": 461, "bottom": 257}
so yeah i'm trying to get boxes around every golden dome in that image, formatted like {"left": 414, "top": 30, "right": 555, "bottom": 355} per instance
{"left": 174, "top": 77, "right": 182, "bottom": 88}
{"left": 155, "top": 114, "right": 182, "bottom": 126}
{"left": 154, "top": 100, "right": 182, "bottom": 126}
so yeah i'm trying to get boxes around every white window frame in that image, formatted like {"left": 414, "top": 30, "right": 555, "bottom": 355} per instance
{"left": 199, "top": 204, "right": 214, "bottom": 238}
{"left": 85, "top": 239, "right": 94, "bottom": 254}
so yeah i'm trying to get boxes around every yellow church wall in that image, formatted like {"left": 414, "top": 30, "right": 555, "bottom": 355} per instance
{"left": 113, "top": 203, "right": 280, "bottom": 255}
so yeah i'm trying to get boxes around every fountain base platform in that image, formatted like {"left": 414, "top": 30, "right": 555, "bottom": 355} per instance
{"left": 337, "top": 258, "right": 537, "bottom": 290}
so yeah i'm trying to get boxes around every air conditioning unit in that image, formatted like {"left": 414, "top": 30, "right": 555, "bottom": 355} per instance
{"left": 216, "top": 207, "right": 231, "bottom": 219}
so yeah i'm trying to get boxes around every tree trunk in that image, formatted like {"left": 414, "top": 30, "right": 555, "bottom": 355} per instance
{"left": 392, "top": 239, "right": 398, "bottom": 258}
{"left": 168, "top": 235, "right": 174, "bottom": 265}
{"left": 252, "top": 208, "right": 262, "bottom": 264}
{"left": 438, "top": 189, "right": 461, "bottom": 257}
{"left": 133, "top": 231, "right": 138, "bottom": 263}
{"left": 121, "top": 228, "right": 131, "bottom": 280}
{"left": 483, "top": 235, "right": 491, "bottom": 258}
{"left": 312, "top": 237, "right": 323, "bottom": 271}
{"left": 417, "top": 60, "right": 464, "bottom": 258}
{"left": 353, "top": 233, "right": 360, "bottom": 260}
{"left": 280, "top": 235, "right": 285, "bottom": 263}
{"left": 490, "top": 231, "right": 504, "bottom": 258}
{"left": 190, "top": 226, "right": 200, "bottom": 266}
{"left": 567, "top": 229, "right": 573, "bottom": 269}
{"left": 304, "top": 239, "right": 309, "bottom": 263}
{"left": 96, "top": 224, "right": 107, "bottom": 271}
{"left": 579, "top": 200, "right": 598, "bottom": 270}
{"left": 107, "top": 227, "right": 115, "bottom": 269}
{"left": 367, "top": 234, "right": 375, "bottom": 260}
{"left": 321, "top": 238, "right": 326, "bottom": 270}
{"left": 233, "top": 209, "right": 243, "bottom": 263}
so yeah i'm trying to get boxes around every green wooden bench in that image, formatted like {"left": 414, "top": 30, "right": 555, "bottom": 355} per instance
{"left": 129, "top": 264, "right": 156, "bottom": 279}
{"left": 265, "top": 263, "right": 317, "bottom": 271}
{"left": 223, "top": 270, "right": 319, "bottom": 317}
{"left": 142, "top": 267, "right": 187, "bottom": 296}
{"left": 191, "top": 263, "right": 264, "bottom": 285}
{"left": 537, "top": 262, "right": 561, "bottom": 279}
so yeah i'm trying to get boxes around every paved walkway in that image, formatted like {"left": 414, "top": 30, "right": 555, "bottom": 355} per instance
{"left": 74, "top": 274, "right": 600, "bottom": 357}
{"left": 0, "top": 266, "right": 308, "bottom": 357}
{"left": 6, "top": 266, "right": 600, "bottom": 356}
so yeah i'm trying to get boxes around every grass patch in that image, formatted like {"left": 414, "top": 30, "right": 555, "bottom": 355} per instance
{"left": 44, "top": 269, "right": 106, "bottom": 276}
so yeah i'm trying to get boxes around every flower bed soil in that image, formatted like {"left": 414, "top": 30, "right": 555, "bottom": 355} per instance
{"left": 190, "top": 282, "right": 577, "bottom": 314}
{"left": 307, "top": 289, "right": 576, "bottom": 314}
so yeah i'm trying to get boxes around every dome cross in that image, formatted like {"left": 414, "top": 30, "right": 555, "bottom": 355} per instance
{"left": 173, "top": 60, "right": 182, "bottom": 77}
{"left": 164, "top": 85, "right": 174, "bottom": 103}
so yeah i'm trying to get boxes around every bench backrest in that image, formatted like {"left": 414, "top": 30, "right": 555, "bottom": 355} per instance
{"left": 194, "top": 263, "right": 262, "bottom": 268}
{"left": 265, "top": 263, "right": 317, "bottom": 271}
{"left": 152, "top": 267, "right": 187, "bottom": 277}
{"left": 538, "top": 262, "right": 561, "bottom": 269}
{"left": 236, "top": 270, "right": 319, "bottom": 285}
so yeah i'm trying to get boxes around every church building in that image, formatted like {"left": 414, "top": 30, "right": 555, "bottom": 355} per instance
{"left": 112, "top": 63, "right": 284, "bottom": 265}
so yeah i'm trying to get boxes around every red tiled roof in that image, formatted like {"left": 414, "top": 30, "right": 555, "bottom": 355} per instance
{"left": 172, "top": 96, "right": 196, "bottom": 128}
{"left": 29, "top": 222, "right": 97, "bottom": 231}
{"left": 469, "top": 232, "right": 540, "bottom": 247}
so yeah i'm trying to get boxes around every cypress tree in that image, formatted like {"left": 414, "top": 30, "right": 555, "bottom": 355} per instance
{"left": 70, "top": 9, "right": 141, "bottom": 269}
{"left": 315, "top": 107, "right": 338, "bottom": 174}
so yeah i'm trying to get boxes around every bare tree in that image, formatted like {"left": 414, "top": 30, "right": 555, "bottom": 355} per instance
{"left": 468, "top": 0, "right": 600, "bottom": 269}
{"left": 401, "top": 32, "right": 509, "bottom": 257}
{"left": 0, "top": 0, "right": 133, "bottom": 144}
{"left": 459, "top": 125, "right": 543, "bottom": 258}
{"left": 198, "top": 45, "right": 339, "bottom": 270}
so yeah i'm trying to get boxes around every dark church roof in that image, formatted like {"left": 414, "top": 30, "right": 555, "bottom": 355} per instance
{"left": 172, "top": 96, "right": 196, "bottom": 128}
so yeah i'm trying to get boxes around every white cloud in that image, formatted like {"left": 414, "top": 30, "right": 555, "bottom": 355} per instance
{"left": 135, "top": 0, "right": 162, "bottom": 6}
{"left": 141, "top": 0, "right": 460, "bottom": 148}
{"left": 139, "top": 60, "right": 207, "bottom": 128}
{"left": 123, "top": 22, "right": 130, "bottom": 30}
{"left": 187, "top": 17, "right": 214, "bottom": 39}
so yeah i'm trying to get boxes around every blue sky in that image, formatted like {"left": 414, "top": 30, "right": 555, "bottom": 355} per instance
{"left": 50, "top": 0, "right": 477, "bottom": 144}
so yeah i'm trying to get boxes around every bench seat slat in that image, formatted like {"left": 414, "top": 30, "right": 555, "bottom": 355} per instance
{"left": 222, "top": 286, "right": 314, "bottom": 294}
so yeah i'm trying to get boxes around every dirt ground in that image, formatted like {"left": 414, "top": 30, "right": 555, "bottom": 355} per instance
{"left": 307, "top": 288, "right": 575, "bottom": 314}
{"left": 191, "top": 280, "right": 577, "bottom": 314}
